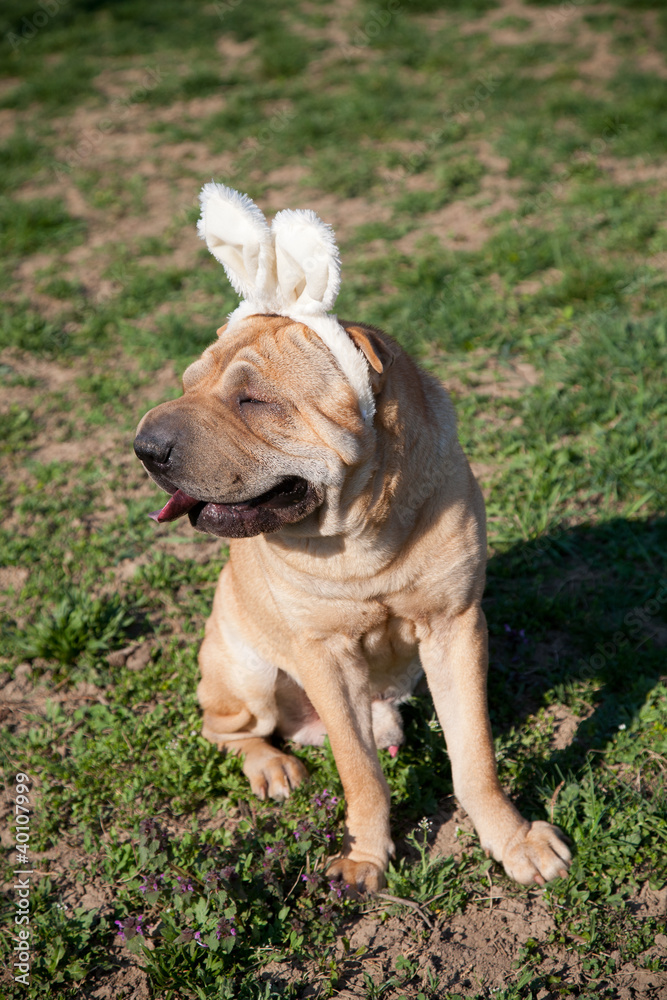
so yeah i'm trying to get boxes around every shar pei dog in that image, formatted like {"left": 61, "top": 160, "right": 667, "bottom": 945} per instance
{"left": 134, "top": 184, "right": 571, "bottom": 892}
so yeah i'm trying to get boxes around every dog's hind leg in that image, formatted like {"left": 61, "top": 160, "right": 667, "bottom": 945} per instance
{"left": 197, "top": 577, "right": 308, "bottom": 801}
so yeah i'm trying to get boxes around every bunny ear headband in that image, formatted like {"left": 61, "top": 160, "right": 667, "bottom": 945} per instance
{"left": 197, "top": 182, "right": 375, "bottom": 424}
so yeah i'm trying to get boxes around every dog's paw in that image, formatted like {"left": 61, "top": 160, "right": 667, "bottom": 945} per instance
{"left": 326, "top": 857, "right": 386, "bottom": 896}
{"left": 501, "top": 820, "right": 571, "bottom": 885}
{"left": 245, "top": 750, "right": 308, "bottom": 802}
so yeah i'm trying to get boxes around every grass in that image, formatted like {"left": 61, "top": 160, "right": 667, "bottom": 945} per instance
{"left": 1, "top": 0, "right": 666, "bottom": 997}
{"left": 0, "top": 197, "right": 84, "bottom": 257}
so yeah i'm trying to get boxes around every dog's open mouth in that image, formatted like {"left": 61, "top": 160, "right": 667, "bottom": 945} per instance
{"left": 149, "top": 476, "right": 320, "bottom": 538}
{"left": 149, "top": 476, "right": 309, "bottom": 522}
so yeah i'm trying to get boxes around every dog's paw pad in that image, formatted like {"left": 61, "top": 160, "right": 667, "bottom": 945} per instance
{"left": 326, "top": 857, "right": 385, "bottom": 896}
{"left": 248, "top": 753, "right": 308, "bottom": 802}
{"left": 502, "top": 820, "right": 571, "bottom": 885}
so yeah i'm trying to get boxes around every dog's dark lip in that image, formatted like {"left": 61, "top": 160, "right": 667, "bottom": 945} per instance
{"left": 149, "top": 477, "right": 310, "bottom": 523}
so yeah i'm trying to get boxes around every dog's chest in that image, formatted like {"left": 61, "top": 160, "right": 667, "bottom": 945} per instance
{"left": 294, "top": 594, "right": 419, "bottom": 672}
{"left": 360, "top": 611, "right": 418, "bottom": 674}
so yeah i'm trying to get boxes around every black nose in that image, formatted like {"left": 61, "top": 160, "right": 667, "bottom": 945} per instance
{"left": 134, "top": 432, "right": 173, "bottom": 469}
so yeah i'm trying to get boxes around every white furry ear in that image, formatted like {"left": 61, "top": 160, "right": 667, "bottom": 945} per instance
{"left": 197, "top": 182, "right": 276, "bottom": 304}
{"left": 272, "top": 209, "right": 341, "bottom": 315}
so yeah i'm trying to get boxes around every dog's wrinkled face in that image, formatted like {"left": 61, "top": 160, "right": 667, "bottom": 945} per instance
{"left": 134, "top": 314, "right": 368, "bottom": 538}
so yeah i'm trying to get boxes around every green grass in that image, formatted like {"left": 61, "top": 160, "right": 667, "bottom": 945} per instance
{"left": 0, "top": 197, "right": 84, "bottom": 257}
{"left": 1, "top": 0, "right": 666, "bottom": 997}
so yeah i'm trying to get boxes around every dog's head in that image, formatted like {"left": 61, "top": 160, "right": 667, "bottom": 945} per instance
{"left": 135, "top": 183, "right": 395, "bottom": 539}
{"left": 134, "top": 313, "right": 393, "bottom": 538}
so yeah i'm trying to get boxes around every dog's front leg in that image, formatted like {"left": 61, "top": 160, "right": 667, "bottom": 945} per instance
{"left": 419, "top": 604, "right": 571, "bottom": 885}
{"left": 298, "top": 636, "right": 393, "bottom": 893}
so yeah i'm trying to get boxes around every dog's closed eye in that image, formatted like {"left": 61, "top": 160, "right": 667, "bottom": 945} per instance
{"left": 239, "top": 396, "right": 267, "bottom": 406}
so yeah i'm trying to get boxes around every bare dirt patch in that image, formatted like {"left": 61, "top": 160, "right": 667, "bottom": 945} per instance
{"left": 396, "top": 141, "right": 521, "bottom": 255}
{"left": 469, "top": 462, "right": 496, "bottom": 496}
{"left": 514, "top": 267, "right": 564, "bottom": 297}
{"left": 215, "top": 35, "right": 256, "bottom": 65}
{"left": 12, "top": 168, "right": 200, "bottom": 308}
{"left": 459, "top": 0, "right": 539, "bottom": 38}
{"left": 442, "top": 349, "right": 540, "bottom": 401}
{"left": 295, "top": 0, "right": 386, "bottom": 74}
{"left": 628, "top": 881, "right": 667, "bottom": 919}
{"left": 576, "top": 28, "right": 620, "bottom": 83}
{"left": 247, "top": 165, "right": 394, "bottom": 244}
{"left": 637, "top": 47, "right": 667, "bottom": 80}
{"left": 252, "top": 878, "right": 667, "bottom": 998}
{"left": 0, "top": 351, "right": 184, "bottom": 545}
{"left": 0, "top": 108, "right": 18, "bottom": 142}
{"left": 598, "top": 155, "right": 667, "bottom": 187}
{"left": 113, "top": 528, "right": 221, "bottom": 588}
{"left": 0, "top": 566, "right": 29, "bottom": 593}
{"left": 0, "top": 666, "right": 110, "bottom": 745}
{"left": 260, "top": 887, "right": 570, "bottom": 996}
{"left": 305, "top": 192, "right": 392, "bottom": 245}
{"left": 6, "top": 79, "right": 235, "bottom": 305}
{"left": 458, "top": 0, "right": 664, "bottom": 99}
{"left": 430, "top": 802, "right": 477, "bottom": 864}
{"left": 85, "top": 963, "right": 151, "bottom": 1000}
{"left": 2, "top": 350, "right": 78, "bottom": 391}
{"left": 261, "top": 164, "right": 310, "bottom": 208}
{"left": 544, "top": 703, "right": 595, "bottom": 751}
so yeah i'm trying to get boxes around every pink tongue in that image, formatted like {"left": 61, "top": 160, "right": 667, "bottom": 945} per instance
{"left": 388, "top": 745, "right": 399, "bottom": 758}
{"left": 149, "top": 489, "right": 200, "bottom": 523}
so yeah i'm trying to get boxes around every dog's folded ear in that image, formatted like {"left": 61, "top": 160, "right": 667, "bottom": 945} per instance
{"left": 344, "top": 323, "right": 398, "bottom": 393}
{"left": 272, "top": 209, "right": 341, "bottom": 315}
{"left": 198, "top": 183, "right": 277, "bottom": 305}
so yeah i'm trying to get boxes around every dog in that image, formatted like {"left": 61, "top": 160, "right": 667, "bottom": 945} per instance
{"left": 134, "top": 185, "right": 571, "bottom": 893}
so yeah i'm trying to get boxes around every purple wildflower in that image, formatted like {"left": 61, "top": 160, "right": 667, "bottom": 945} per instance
{"left": 115, "top": 915, "right": 144, "bottom": 942}
{"left": 138, "top": 818, "right": 168, "bottom": 849}
{"left": 138, "top": 876, "right": 162, "bottom": 895}
{"left": 215, "top": 915, "right": 236, "bottom": 940}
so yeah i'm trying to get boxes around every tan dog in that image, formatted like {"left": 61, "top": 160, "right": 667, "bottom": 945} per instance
{"left": 134, "top": 309, "right": 571, "bottom": 892}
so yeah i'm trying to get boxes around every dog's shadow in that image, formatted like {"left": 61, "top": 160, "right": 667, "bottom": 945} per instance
{"left": 399, "top": 515, "right": 666, "bottom": 830}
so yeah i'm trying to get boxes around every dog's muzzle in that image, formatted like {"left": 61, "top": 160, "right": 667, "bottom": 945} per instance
{"left": 134, "top": 426, "right": 323, "bottom": 539}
